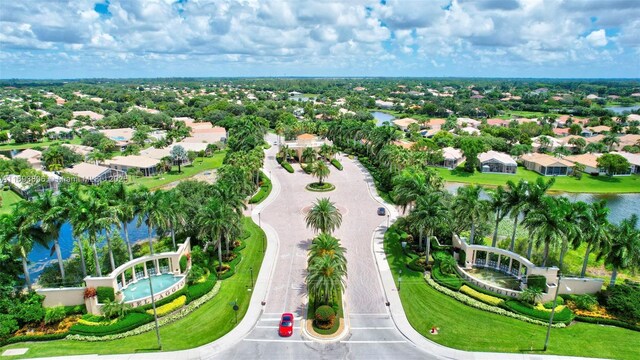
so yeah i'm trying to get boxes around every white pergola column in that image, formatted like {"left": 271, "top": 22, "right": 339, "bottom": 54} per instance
{"left": 155, "top": 259, "right": 160, "bottom": 274}
{"left": 508, "top": 257, "right": 514, "bottom": 273}
{"left": 485, "top": 251, "right": 490, "bottom": 265}
{"left": 131, "top": 266, "right": 137, "bottom": 282}
{"left": 143, "top": 262, "right": 148, "bottom": 278}
{"left": 497, "top": 255, "right": 502, "bottom": 270}
{"left": 121, "top": 273, "right": 126, "bottom": 286}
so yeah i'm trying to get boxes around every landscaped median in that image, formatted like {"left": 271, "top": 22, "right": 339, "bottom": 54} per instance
{"left": 383, "top": 225, "right": 640, "bottom": 359}
{"left": 0, "top": 217, "right": 266, "bottom": 358}
{"left": 249, "top": 171, "right": 272, "bottom": 204}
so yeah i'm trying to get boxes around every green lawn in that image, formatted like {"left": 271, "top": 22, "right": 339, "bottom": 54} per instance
{"left": 0, "top": 138, "right": 82, "bottom": 151}
{"left": 0, "top": 217, "right": 265, "bottom": 358}
{"left": 385, "top": 231, "right": 640, "bottom": 359}
{"left": 432, "top": 166, "right": 640, "bottom": 193}
{"left": 0, "top": 189, "right": 23, "bottom": 215}
{"left": 128, "top": 151, "right": 225, "bottom": 190}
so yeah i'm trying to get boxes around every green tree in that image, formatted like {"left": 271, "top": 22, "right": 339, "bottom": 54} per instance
{"left": 458, "top": 137, "right": 487, "bottom": 172}
{"left": 301, "top": 147, "right": 316, "bottom": 164}
{"left": 170, "top": 145, "right": 188, "bottom": 173}
{"left": 597, "top": 153, "right": 630, "bottom": 177}
{"left": 523, "top": 196, "right": 565, "bottom": 266}
{"left": 59, "top": 183, "right": 88, "bottom": 277}
{"left": 488, "top": 186, "right": 509, "bottom": 247}
{"left": 31, "top": 191, "right": 66, "bottom": 282}
{"left": 305, "top": 198, "right": 343, "bottom": 234}
{"left": 599, "top": 214, "right": 640, "bottom": 287}
{"left": 408, "top": 192, "right": 449, "bottom": 261}
{"left": 391, "top": 168, "right": 443, "bottom": 213}
{"left": 308, "top": 233, "right": 346, "bottom": 272}
{"left": 602, "top": 133, "right": 620, "bottom": 152}
{"left": 452, "top": 185, "right": 490, "bottom": 244}
{"left": 311, "top": 160, "right": 330, "bottom": 185}
{"left": 580, "top": 200, "right": 611, "bottom": 277}
{"left": 104, "top": 181, "right": 136, "bottom": 260}
{"left": 306, "top": 254, "right": 346, "bottom": 304}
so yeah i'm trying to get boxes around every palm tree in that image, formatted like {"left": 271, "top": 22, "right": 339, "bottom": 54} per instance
{"left": 602, "top": 133, "right": 620, "bottom": 152}
{"left": 580, "top": 201, "right": 610, "bottom": 277}
{"left": 599, "top": 214, "right": 640, "bottom": 287}
{"left": 452, "top": 185, "right": 490, "bottom": 245}
{"left": 301, "top": 147, "right": 316, "bottom": 164}
{"left": 31, "top": 190, "right": 66, "bottom": 281}
{"left": 392, "top": 169, "right": 443, "bottom": 213}
{"left": 196, "top": 196, "right": 230, "bottom": 272}
{"left": 488, "top": 186, "right": 509, "bottom": 247}
{"left": 106, "top": 181, "right": 136, "bottom": 261}
{"left": 408, "top": 192, "right": 448, "bottom": 262}
{"left": 0, "top": 206, "right": 48, "bottom": 290}
{"left": 523, "top": 196, "right": 565, "bottom": 266}
{"left": 557, "top": 198, "right": 586, "bottom": 271}
{"left": 504, "top": 180, "right": 528, "bottom": 251}
{"left": 523, "top": 178, "right": 556, "bottom": 257}
{"left": 136, "top": 188, "right": 164, "bottom": 256}
{"left": 306, "top": 254, "right": 347, "bottom": 304}
{"left": 170, "top": 145, "right": 188, "bottom": 173}
{"left": 308, "top": 233, "right": 346, "bottom": 272}
{"left": 311, "top": 160, "right": 330, "bottom": 185}
{"left": 305, "top": 198, "right": 342, "bottom": 234}
{"left": 59, "top": 183, "right": 88, "bottom": 278}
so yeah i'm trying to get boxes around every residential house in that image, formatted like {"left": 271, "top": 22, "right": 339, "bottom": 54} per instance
{"left": 564, "top": 154, "right": 605, "bottom": 175}
{"left": 392, "top": 118, "right": 419, "bottom": 131}
{"left": 375, "top": 99, "right": 394, "bottom": 109}
{"left": 531, "top": 136, "right": 563, "bottom": 152}
{"left": 486, "top": 118, "right": 510, "bottom": 127}
{"left": 425, "top": 118, "right": 446, "bottom": 130}
{"left": 104, "top": 155, "right": 161, "bottom": 177}
{"left": 392, "top": 140, "right": 414, "bottom": 149}
{"left": 478, "top": 151, "right": 517, "bottom": 174}
{"left": 46, "top": 126, "right": 73, "bottom": 140}
{"left": 72, "top": 110, "right": 104, "bottom": 121}
{"left": 456, "top": 117, "right": 481, "bottom": 128}
{"left": 611, "top": 152, "right": 640, "bottom": 174}
{"left": 520, "top": 153, "right": 575, "bottom": 176}
{"left": 3, "top": 171, "right": 62, "bottom": 199}
{"left": 14, "top": 149, "right": 43, "bottom": 170}
{"left": 64, "top": 162, "right": 122, "bottom": 184}
{"left": 587, "top": 126, "right": 611, "bottom": 135}
{"left": 62, "top": 144, "right": 95, "bottom": 159}
{"left": 618, "top": 134, "right": 640, "bottom": 150}
{"left": 439, "top": 147, "right": 464, "bottom": 169}
{"left": 99, "top": 128, "right": 135, "bottom": 151}
{"left": 457, "top": 127, "right": 481, "bottom": 135}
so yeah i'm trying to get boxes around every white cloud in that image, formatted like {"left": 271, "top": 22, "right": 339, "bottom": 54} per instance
{"left": 586, "top": 29, "right": 608, "bottom": 47}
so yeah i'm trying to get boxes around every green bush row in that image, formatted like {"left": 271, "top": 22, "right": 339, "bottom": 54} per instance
{"left": 97, "top": 287, "right": 115, "bottom": 303}
{"left": 249, "top": 173, "right": 271, "bottom": 204}
{"left": 503, "top": 300, "right": 574, "bottom": 324}
{"left": 330, "top": 158, "right": 343, "bottom": 170}
{"left": 63, "top": 304, "right": 86, "bottom": 315}
{"left": 0, "top": 333, "right": 68, "bottom": 347}
{"left": 431, "top": 266, "right": 463, "bottom": 291}
{"left": 462, "top": 281, "right": 512, "bottom": 301}
{"left": 134, "top": 287, "right": 188, "bottom": 312}
{"left": 281, "top": 162, "right": 294, "bottom": 173}
{"left": 69, "top": 313, "right": 154, "bottom": 336}
{"left": 575, "top": 315, "right": 640, "bottom": 332}
{"left": 186, "top": 274, "right": 217, "bottom": 303}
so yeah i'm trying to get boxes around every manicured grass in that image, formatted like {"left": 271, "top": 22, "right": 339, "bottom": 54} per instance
{"left": 432, "top": 166, "right": 640, "bottom": 193}
{"left": 0, "top": 138, "right": 82, "bottom": 151}
{"left": 385, "top": 231, "right": 640, "bottom": 359}
{"left": 128, "top": 152, "right": 225, "bottom": 190}
{"left": 0, "top": 217, "right": 265, "bottom": 358}
{"left": 0, "top": 189, "right": 23, "bottom": 215}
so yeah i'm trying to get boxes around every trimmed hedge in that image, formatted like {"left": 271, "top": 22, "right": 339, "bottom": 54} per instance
{"left": 69, "top": 312, "right": 154, "bottom": 336}
{"left": 407, "top": 257, "right": 427, "bottom": 272}
{"left": 503, "top": 300, "right": 574, "bottom": 324}
{"left": 281, "top": 161, "right": 294, "bottom": 173}
{"left": 179, "top": 255, "right": 188, "bottom": 273}
{"left": 0, "top": 333, "right": 68, "bottom": 347}
{"left": 330, "top": 158, "right": 343, "bottom": 170}
{"left": 96, "top": 287, "right": 115, "bottom": 303}
{"left": 460, "top": 285, "right": 504, "bottom": 306}
{"left": 526, "top": 274, "right": 547, "bottom": 290}
{"left": 63, "top": 304, "right": 86, "bottom": 315}
{"left": 134, "top": 287, "right": 188, "bottom": 312}
{"left": 575, "top": 315, "right": 640, "bottom": 332}
{"left": 249, "top": 173, "right": 271, "bottom": 204}
{"left": 431, "top": 266, "right": 463, "bottom": 291}
{"left": 147, "top": 295, "right": 186, "bottom": 317}
{"left": 187, "top": 274, "right": 217, "bottom": 303}
{"left": 463, "top": 280, "right": 512, "bottom": 301}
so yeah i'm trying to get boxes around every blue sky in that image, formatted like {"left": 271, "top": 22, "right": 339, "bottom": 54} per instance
{"left": 0, "top": 0, "right": 639, "bottom": 79}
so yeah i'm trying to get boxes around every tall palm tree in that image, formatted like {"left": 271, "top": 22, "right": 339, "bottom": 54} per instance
{"left": 523, "top": 178, "right": 556, "bottom": 257}
{"left": 599, "top": 214, "right": 640, "bottom": 287}
{"left": 106, "top": 181, "right": 136, "bottom": 261}
{"left": 136, "top": 188, "right": 164, "bottom": 256}
{"left": 488, "top": 186, "right": 509, "bottom": 247}
{"left": 392, "top": 168, "right": 443, "bottom": 213}
{"left": 452, "top": 185, "right": 490, "bottom": 245}
{"left": 306, "top": 254, "right": 347, "bottom": 304}
{"left": 602, "top": 133, "right": 620, "bottom": 152}
{"left": 59, "top": 183, "right": 88, "bottom": 278}
{"left": 31, "top": 190, "right": 66, "bottom": 281}
{"left": 311, "top": 160, "right": 330, "bottom": 185}
{"left": 523, "top": 196, "right": 565, "bottom": 266}
{"left": 557, "top": 198, "right": 586, "bottom": 271}
{"left": 305, "top": 198, "right": 343, "bottom": 234}
{"left": 196, "top": 196, "right": 229, "bottom": 271}
{"left": 504, "top": 179, "right": 528, "bottom": 251}
{"left": 0, "top": 206, "right": 48, "bottom": 290}
{"left": 580, "top": 201, "right": 610, "bottom": 277}
{"left": 308, "top": 233, "right": 346, "bottom": 272}
{"left": 301, "top": 147, "right": 316, "bottom": 164}
{"left": 409, "top": 192, "right": 449, "bottom": 261}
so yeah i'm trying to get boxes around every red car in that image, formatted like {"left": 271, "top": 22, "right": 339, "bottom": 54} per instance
{"left": 278, "top": 313, "right": 294, "bottom": 337}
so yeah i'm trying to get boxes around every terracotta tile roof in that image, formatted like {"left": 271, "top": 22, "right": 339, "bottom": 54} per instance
{"left": 564, "top": 153, "right": 601, "bottom": 168}
{"left": 297, "top": 133, "right": 316, "bottom": 140}
{"left": 521, "top": 153, "right": 574, "bottom": 167}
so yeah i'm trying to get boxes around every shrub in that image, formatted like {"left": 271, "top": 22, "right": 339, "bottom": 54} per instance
{"left": 96, "top": 287, "right": 115, "bottom": 303}
{"left": 463, "top": 281, "right": 511, "bottom": 300}
{"left": 504, "top": 300, "right": 574, "bottom": 324}
{"left": 330, "top": 158, "right": 343, "bottom": 170}
{"left": 314, "top": 305, "right": 336, "bottom": 329}
{"left": 519, "top": 287, "right": 543, "bottom": 305}
{"left": 84, "top": 287, "right": 97, "bottom": 299}
{"left": 526, "top": 275, "right": 547, "bottom": 291}
{"left": 0, "top": 315, "right": 19, "bottom": 339}
{"left": 575, "top": 315, "right": 640, "bottom": 331}
{"left": 0, "top": 333, "right": 68, "bottom": 347}
{"left": 407, "top": 257, "right": 427, "bottom": 272}
{"left": 188, "top": 264, "right": 206, "bottom": 285}
{"left": 282, "top": 161, "right": 294, "bottom": 173}
{"left": 431, "top": 266, "right": 463, "bottom": 291}
{"left": 63, "top": 305, "right": 86, "bottom": 315}
{"left": 439, "top": 255, "right": 458, "bottom": 275}
{"left": 147, "top": 295, "right": 186, "bottom": 317}
{"left": 249, "top": 176, "right": 271, "bottom": 204}
{"left": 460, "top": 285, "right": 504, "bottom": 306}
{"left": 572, "top": 294, "right": 597, "bottom": 311}
{"left": 187, "top": 275, "right": 217, "bottom": 303}
{"left": 543, "top": 296, "right": 565, "bottom": 309}
{"left": 599, "top": 283, "right": 640, "bottom": 323}
{"left": 179, "top": 255, "right": 188, "bottom": 273}
{"left": 44, "top": 307, "right": 66, "bottom": 325}
{"left": 101, "top": 300, "right": 131, "bottom": 319}
{"left": 69, "top": 312, "right": 154, "bottom": 336}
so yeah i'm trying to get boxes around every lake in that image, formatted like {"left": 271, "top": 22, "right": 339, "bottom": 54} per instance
{"left": 371, "top": 111, "right": 395, "bottom": 126}
{"left": 605, "top": 105, "right": 640, "bottom": 114}
{"left": 444, "top": 183, "right": 640, "bottom": 226}
{"left": 27, "top": 217, "right": 154, "bottom": 279}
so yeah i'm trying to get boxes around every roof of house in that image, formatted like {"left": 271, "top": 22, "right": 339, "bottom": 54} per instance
{"left": 15, "top": 149, "right": 42, "bottom": 159}
{"left": 587, "top": 126, "right": 611, "bottom": 133}
{"left": 486, "top": 118, "right": 509, "bottom": 126}
{"left": 442, "top": 147, "right": 463, "bottom": 160}
{"left": 392, "top": 140, "right": 414, "bottom": 149}
{"left": 46, "top": 126, "right": 72, "bottom": 134}
{"left": 459, "top": 126, "right": 480, "bottom": 135}
{"left": 72, "top": 110, "right": 104, "bottom": 120}
{"left": 564, "top": 153, "right": 601, "bottom": 168}
{"left": 297, "top": 133, "right": 316, "bottom": 140}
{"left": 393, "top": 118, "right": 419, "bottom": 127}
{"left": 65, "top": 162, "right": 112, "bottom": 179}
{"left": 478, "top": 151, "right": 516, "bottom": 165}
{"left": 521, "top": 153, "right": 574, "bottom": 167}
{"left": 585, "top": 134, "right": 605, "bottom": 143}
{"left": 619, "top": 134, "right": 640, "bottom": 145}
{"left": 611, "top": 151, "right": 640, "bottom": 166}
{"left": 425, "top": 118, "right": 446, "bottom": 127}
{"left": 552, "top": 128, "right": 570, "bottom": 136}
{"left": 104, "top": 155, "right": 160, "bottom": 168}
{"left": 456, "top": 117, "right": 480, "bottom": 126}
{"left": 99, "top": 128, "right": 135, "bottom": 141}
{"left": 61, "top": 144, "right": 94, "bottom": 156}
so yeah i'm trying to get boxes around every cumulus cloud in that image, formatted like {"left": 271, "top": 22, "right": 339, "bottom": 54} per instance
{"left": 0, "top": 0, "right": 638, "bottom": 78}
{"left": 586, "top": 29, "right": 608, "bottom": 47}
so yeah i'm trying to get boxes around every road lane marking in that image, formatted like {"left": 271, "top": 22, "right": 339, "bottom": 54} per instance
{"left": 349, "top": 313, "right": 388, "bottom": 316}
{"left": 255, "top": 326, "right": 279, "bottom": 329}
{"left": 340, "top": 340, "right": 406, "bottom": 344}
{"left": 350, "top": 327, "right": 395, "bottom": 330}
{"left": 243, "top": 339, "right": 313, "bottom": 343}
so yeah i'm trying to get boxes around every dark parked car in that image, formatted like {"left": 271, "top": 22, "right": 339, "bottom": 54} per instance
{"left": 377, "top": 207, "right": 386, "bottom": 216}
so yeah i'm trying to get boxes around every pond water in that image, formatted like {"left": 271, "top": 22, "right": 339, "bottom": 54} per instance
{"left": 466, "top": 267, "right": 521, "bottom": 290}
{"left": 27, "top": 217, "right": 155, "bottom": 279}
{"left": 444, "top": 183, "right": 639, "bottom": 226}
{"left": 371, "top": 111, "right": 395, "bottom": 126}
{"left": 605, "top": 105, "right": 640, "bottom": 114}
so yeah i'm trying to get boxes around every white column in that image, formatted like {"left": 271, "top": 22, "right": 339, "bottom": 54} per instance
{"left": 131, "top": 267, "right": 137, "bottom": 282}
{"left": 143, "top": 262, "right": 148, "bottom": 278}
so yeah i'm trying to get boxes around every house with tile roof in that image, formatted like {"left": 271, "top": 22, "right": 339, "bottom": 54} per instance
{"left": 478, "top": 151, "right": 517, "bottom": 174}
{"left": 521, "top": 153, "right": 575, "bottom": 176}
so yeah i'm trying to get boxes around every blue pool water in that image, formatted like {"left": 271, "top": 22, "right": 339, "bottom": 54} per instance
{"left": 121, "top": 274, "right": 183, "bottom": 301}
{"left": 111, "top": 136, "right": 127, "bottom": 141}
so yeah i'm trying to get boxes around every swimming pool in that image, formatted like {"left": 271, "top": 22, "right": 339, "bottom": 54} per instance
{"left": 466, "top": 267, "right": 521, "bottom": 290}
{"left": 121, "top": 274, "right": 184, "bottom": 301}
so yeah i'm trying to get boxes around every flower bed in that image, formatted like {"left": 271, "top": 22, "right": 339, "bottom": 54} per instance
{"left": 330, "top": 159, "right": 343, "bottom": 170}
{"left": 460, "top": 285, "right": 504, "bottom": 306}
{"left": 425, "top": 274, "right": 566, "bottom": 328}
{"left": 503, "top": 300, "right": 574, "bottom": 324}
{"left": 69, "top": 313, "right": 155, "bottom": 336}
{"left": 305, "top": 182, "right": 335, "bottom": 192}
{"left": 67, "top": 282, "right": 221, "bottom": 341}
{"left": 147, "top": 295, "right": 186, "bottom": 317}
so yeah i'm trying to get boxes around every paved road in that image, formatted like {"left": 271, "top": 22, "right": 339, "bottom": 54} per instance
{"left": 212, "top": 135, "right": 435, "bottom": 359}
